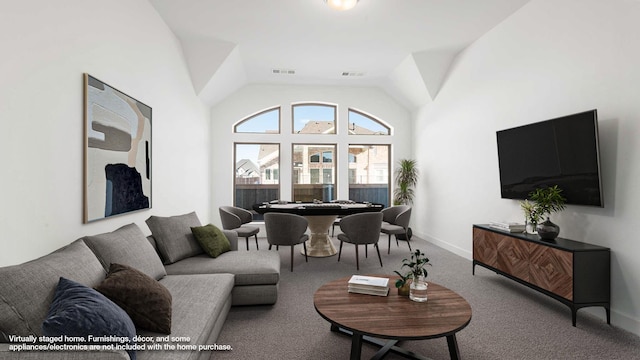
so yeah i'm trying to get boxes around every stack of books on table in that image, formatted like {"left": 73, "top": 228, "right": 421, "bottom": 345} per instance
{"left": 489, "top": 221, "right": 526, "bottom": 233}
{"left": 347, "top": 275, "right": 389, "bottom": 296}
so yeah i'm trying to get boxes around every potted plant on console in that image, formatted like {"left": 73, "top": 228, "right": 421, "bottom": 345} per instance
{"left": 394, "top": 249, "right": 431, "bottom": 302}
{"left": 528, "top": 185, "right": 566, "bottom": 240}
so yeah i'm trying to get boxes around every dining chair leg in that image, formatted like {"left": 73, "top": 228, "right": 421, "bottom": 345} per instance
{"left": 303, "top": 242, "right": 308, "bottom": 262}
{"left": 268, "top": 244, "right": 272, "bottom": 250}
{"left": 255, "top": 234, "right": 259, "bottom": 250}
{"left": 290, "top": 246, "right": 294, "bottom": 272}
{"left": 388, "top": 234, "right": 392, "bottom": 254}
{"left": 375, "top": 244, "right": 383, "bottom": 268}
{"left": 355, "top": 245, "right": 360, "bottom": 271}
{"left": 246, "top": 237, "right": 250, "bottom": 251}
{"left": 338, "top": 241, "right": 343, "bottom": 261}
{"left": 365, "top": 244, "right": 368, "bottom": 258}
{"left": 406, "top": 236, "right": 412, "bottom": 251}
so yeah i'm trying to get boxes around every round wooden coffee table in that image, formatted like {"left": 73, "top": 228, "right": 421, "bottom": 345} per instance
{"left": 314, "top": 275, "right": 472, "bottom": 360}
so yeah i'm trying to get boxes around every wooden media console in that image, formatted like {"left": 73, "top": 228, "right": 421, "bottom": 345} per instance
{"left": 472, "top": 224, "right": 610, "bottom": 326}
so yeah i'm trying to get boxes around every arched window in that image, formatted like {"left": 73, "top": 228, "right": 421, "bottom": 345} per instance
{"left": 234, "top": 107, "right": 280, "bottom": 133}
{"left": 292, "top": 104, "right": 336, "bottom": 134}
{"left": 231, "top": 104, "right": 392, "bottom": 209}
{"left": 348, "top": 109, "right": 390, "bottom": 135}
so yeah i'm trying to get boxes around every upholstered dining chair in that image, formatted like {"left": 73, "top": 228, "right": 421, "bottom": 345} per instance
{"left": 337, "top": 212, "right": 384, "bottom": 270}
{"left": 380, "top": 205, "right": 412, "bottom": 254}
{"left": 331, "top": 216, "right": 341, "bottom": 237}
{"left": 219, "top": 206, "right": 260, "bottom": 250}
{"left": 264, "top": 213, "right": 309, "bottom": 272}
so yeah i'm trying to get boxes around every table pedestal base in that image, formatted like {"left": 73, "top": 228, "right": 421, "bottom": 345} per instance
{"left": 301, "top": 215, "right": 338, "bottom": 257}
{"left": 331, "top": 325, "right": 460, "bottom": 360}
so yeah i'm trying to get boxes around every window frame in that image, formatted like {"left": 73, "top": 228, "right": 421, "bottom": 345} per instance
{"left": 233, "top": 142, "right": 281, "bottom": 211}
{"left": 233, "top": 106, "right": 281, "bottom": 134}
{"left": 347, "top": 108, "right": 391, "bottom": 135}
{"left": 292, "top": 103, "right": 337, "bottom": 135}
{"left": 291, "top": 143, "right": 337, "bottom": 201}
{"left": 347, "top": 143, "right": 391, "bottom": 207}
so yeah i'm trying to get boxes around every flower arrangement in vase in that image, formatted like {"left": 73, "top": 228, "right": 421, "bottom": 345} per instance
{"left": 520, "top": 199, "right": 540, "bottom": 234}
{"left": 393, "top": 249, "right": 431, "bottom": 302}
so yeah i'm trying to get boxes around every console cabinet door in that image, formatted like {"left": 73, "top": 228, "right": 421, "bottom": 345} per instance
{"left": 473, "top": 228, "right": 498, "bottom": 268}
{"left": 528, "top": 244, "right": 573, "bottom": 301}
{"left": 496, "top": 235, "right": 529, "bottom": 282}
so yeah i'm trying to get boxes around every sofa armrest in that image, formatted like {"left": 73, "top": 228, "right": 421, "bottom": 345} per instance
{"left": 223, "top": 230, "right": 239, "bottom": 251}
{"left": 0, "top": 344, "right": 130, "bottom": 360}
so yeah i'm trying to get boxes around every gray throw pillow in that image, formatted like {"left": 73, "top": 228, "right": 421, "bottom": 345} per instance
{"left": 191, "top": 224, "right": 231, "bottom": 258}
{"left": 146, "top": 212, "right": 204, "bottom": 264}
{"left": 84, "top": 223, "right": 166, "bottom": 280}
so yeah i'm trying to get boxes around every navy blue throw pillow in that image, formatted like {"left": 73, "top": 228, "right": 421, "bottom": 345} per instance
{"left": 41, "top": 277, "right": 137, "bottom": 360}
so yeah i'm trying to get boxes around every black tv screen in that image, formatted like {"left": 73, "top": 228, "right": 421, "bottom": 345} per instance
{"left": 496, "top": 109, "right": 603, "bottom": 207}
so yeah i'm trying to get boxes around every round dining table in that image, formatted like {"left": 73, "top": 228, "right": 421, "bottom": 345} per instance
{"left": 253, "top": 202, "right": 384, "bottom": 257}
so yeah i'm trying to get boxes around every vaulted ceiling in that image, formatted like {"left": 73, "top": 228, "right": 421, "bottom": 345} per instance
{"left": 149, "top": 0, "right": 531, "bottom": 110}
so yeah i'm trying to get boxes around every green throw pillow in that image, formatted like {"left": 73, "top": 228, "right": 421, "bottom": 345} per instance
{"left": 191, "top": 224, "right": 231, "bottom": 258}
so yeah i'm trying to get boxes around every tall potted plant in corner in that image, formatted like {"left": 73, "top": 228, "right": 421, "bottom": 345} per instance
{"left": 528, "top": 185, "right": 566, "bottom": 240}
{"left": 393, "top": 159, "right": 418, "bottom": 241}
{"left": 393, "top": 159, "right": 419, "bottom": 205}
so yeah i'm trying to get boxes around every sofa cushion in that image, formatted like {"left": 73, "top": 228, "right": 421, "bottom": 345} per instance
{"left": 164, "top": 250, "right": 280, "bottom": 286}
{"left": 42, "top": 277, "right": 137, "bottom": 360}
{"left": 84, "top": 223, "right": 166, "bottom": 280}
{"left": 136, "top": 274, "right": 234, "bottom": 360}
{"left": 191, "top": 224, "right": 231, "bottom": 258}
{"left": 0, "top": 240, "right": 106, "bottom": 337}
{"left": 146, "top": 212, "right": 204, "bottom": 264}
{"left": 96, "top": 263, "right": 172, "bottom": 334}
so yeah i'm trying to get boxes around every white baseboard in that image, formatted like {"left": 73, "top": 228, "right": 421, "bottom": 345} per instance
{"left": 414, "top": 230, "right": 472, "bottom": 260}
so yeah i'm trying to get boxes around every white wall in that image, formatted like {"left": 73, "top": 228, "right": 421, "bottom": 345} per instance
{"left": 413, "top": 0, "right": 640, "bottom": 334}
{"left": 209, "top": 84, "right": 411, "bottom": 224}
{"left": 0, "top": 0, "right": 211, "bottom": 266}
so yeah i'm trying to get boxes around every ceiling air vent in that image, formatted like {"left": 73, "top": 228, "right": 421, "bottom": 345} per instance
{"left": 272, "top": 69, "right": 296, "bottom": 75}
{"left": 341, "top": 71, "right": 365, "bottom": 77}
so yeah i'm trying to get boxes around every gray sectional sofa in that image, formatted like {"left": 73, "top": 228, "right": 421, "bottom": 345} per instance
{"left": 0, "top": 212, "right": 280, "bottom": 360}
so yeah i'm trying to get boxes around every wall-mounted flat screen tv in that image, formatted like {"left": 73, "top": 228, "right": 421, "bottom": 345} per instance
{"left": 496, "top": 109, "right": 603, "bottom": 207}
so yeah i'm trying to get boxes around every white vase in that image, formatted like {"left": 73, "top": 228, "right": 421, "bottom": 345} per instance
{"left": 409, "top": 275, "right": 428, "bottom": 302}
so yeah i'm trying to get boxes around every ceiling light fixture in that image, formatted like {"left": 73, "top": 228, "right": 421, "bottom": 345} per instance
{"left": 324, "top": 0, "right": 359, "bottom": 11}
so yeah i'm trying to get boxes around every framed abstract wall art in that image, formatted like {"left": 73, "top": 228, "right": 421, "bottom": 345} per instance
{"left": 83, "top": 74, "right": 152, "bottom": 223}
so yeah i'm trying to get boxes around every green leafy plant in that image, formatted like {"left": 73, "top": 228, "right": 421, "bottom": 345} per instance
{"left": 528, "top": 185, "right": 566, "bottom": 218}
{"left": 393, "top": 159, "right": 419, "bottom": 205}
{"left": 393, "top": 249, "right": 431, "bottom": 288}
{"left": 520, "top": 199, "right": 541, "bottom": 225}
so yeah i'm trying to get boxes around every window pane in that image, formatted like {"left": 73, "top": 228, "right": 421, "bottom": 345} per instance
{"left": 293, "top": 104, "right": 336, "bottom": 134}
{"left": 292, "top": 144, "right": 336, "bottom": 202}
{"left": 234, "top": 143, "right": 280, "bottom": 218}
{"left": 322, "top": 151, "right": 332, "bottom": 163}
{"left": 348, "top": 144, "right": 389, "bottom": 207}
{"left": 348, "top": 110, "right": 390, "bottom": 135}
{"left": 234, "top": 108, "right": 280, "bottom": 133}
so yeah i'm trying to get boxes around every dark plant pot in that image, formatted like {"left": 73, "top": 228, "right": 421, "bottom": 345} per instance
{"left": 398, "top": 283, "right": 410, "bottom": 296}
{"left": 536, "top": 218, "right": 560, "bottom": 240}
